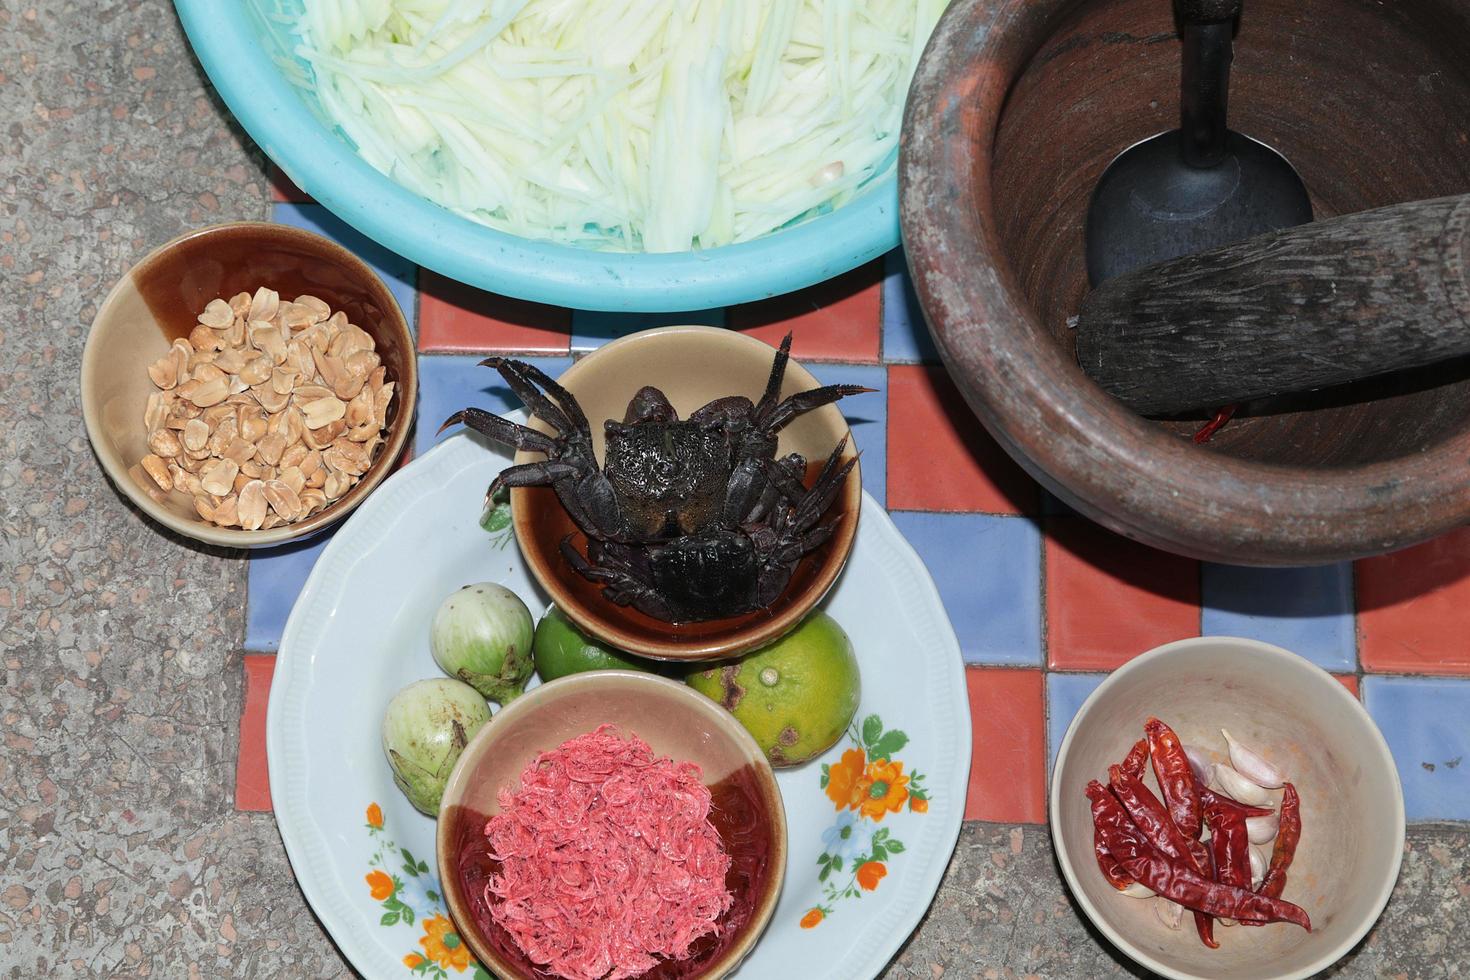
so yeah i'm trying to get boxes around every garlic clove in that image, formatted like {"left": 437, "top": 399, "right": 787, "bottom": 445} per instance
{"left": 1246, "top": 811, "right": 1280, "bottom": 845}
{"left": 1212, "top": 762, "right": 1273, "bottom": 807}
{"left": 1222, "top": 729, "right": 1286, "bottom": 789}
{"left": 1154, "top": 899, "right": 1185, "bottom": 930}
{"left": 1183, "top": 744, "right": 1212, "bottom": 786}
{"left": 1119, "top": 882, "right": 1155, "bottom": 899}
{"left": 1249, "top": 845, "right": 1268, "bottom": 889}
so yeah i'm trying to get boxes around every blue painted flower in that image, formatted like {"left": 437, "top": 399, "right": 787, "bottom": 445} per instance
{"left": 820, "top": 810, "right": 875, "bottom": 861}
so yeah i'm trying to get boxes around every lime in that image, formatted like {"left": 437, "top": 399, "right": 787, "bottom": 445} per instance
{"left": 533, "top": 604, "right": 660, "bottom": 681}
{"left": 686, "top": 611, "right": 860, "bottom": 767}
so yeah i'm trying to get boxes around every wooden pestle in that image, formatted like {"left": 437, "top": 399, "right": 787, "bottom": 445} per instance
{"left": 1074, "top": 193, "right": 1470, "bottom": 415}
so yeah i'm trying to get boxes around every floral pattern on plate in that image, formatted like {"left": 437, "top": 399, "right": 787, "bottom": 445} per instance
{"left": 802, "top": 714, "right": 930, "bottom": 928}
{"left": 269, "top": 437, "right": 969, "bottom": 979}
{"left": 362, "top": 802, "right": 489, "bottom": 978}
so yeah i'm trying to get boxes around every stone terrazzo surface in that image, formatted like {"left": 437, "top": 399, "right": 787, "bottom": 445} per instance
{"left": 1, "top": 2, "right": 1466, "bottom": 977}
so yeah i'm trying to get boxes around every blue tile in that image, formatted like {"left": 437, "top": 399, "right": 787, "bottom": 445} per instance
{"left": 1047, "top": 673, "right": 1108, "bottom": 771}
{"left": 1363, "top": 677, "right": 1470, "bottom": 821}
{"left": 271, "top": 202, "right": 418, "bottom": 330}
{"left": 891, "top": 512, "right": 1042, "bottom": 665}
{"left": 1201, "top": 563, "right": 1357, "bottom": 671}
{"left": 570, "top": 309, "right": 727, "bottom": 351}
{"left": 245, "top": 530, "right": 333, "bottom": 652}
{"left": 881, "top": 249, "right": 939, "bottom": 363}
{"left": 808, "top": 363, "right": 888, "bottom": 508}
{"left": 416, "top": 354, "right": 574, "bottom": 457}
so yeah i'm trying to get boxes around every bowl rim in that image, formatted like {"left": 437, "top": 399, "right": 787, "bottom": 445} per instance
{"left": 899, "top": 0, "right": 1470, "bottom": 564}
{"left": 172, "top": 0, "right": 897, "bottom": 314}
{"left": 507, "top": 325, "right": 863, "bottom": 661}
{"left": 1047, "top": 636, "right": 1406, "bottom": 980}
{"left": 80, "top": 219, "right": 418, "bottom": 549}
{"left": 434, "top": 669, "right": 789, "bottom": 980}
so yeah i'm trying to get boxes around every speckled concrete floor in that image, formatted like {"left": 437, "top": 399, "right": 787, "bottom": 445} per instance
{"left": 1, "top": 2, "right": 1465, "bottom": 977}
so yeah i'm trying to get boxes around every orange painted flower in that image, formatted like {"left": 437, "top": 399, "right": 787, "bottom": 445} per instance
{"left": 825, "top": 748, "right": 867, "bottom": 810}
{"left": 800, "top": 908, "right": 825, "bottom": 929}
{"left": 365, "top": 869, "right": 394, "bottom": 901}
{"left": 420, "top": 914, "right": 474, "bottom": 972}
{"left": 910, "top": 796, "right": 929, "bottom": 813}
{"left": 403, "top": 953, "right": 425, "bottom": 969}
{"left": 856, "top": 861, "right": 887, "bottom": 891}
{"left": 366, "top": 802, "right": 383, "bottom": 829}
{"left": 856, "top": 759, "right": 910, "bottom": 821}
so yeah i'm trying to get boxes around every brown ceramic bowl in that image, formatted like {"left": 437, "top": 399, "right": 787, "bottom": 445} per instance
{"left": 511, "top": 326, "right": 861, "bottom": 660}
{"left": 1051, "top": 637, "right": 1404, "bottom": 979}
{"left": 901, "top": 0, "right": 1470, "bottom": 564}
{"left": 81, "top": 222, "right": 417, "bottom": 548}
{"left": 436, "top": 671, "right": 787, "bottom": 980}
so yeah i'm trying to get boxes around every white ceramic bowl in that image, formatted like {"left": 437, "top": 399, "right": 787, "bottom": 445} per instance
{"left": 1050, "top": 637, "right": 1404, "bottom": 980}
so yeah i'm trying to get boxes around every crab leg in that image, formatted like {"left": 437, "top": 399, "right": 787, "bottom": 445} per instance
{"left": 760, "top": 438, "right": 853, "bottom": 524}
{"left": 789, "top": 439, "right": 857, "bottom": 532}
{"left": 752, "top": 332, "right": 794, "bottom": 422}
{"left": 479, "top": 358, "right": 575, "bottom": 436}
{"left": 439, "top": 408, "right": 559, "bottom": 455}
{"left": 766, "top": 383, "right": 874, "bottom": 432}
{"left": 761, "top": 452, "right": 817, "bottom": 506}
{"left": 495, "top": 358, "right": 593, "bottom": 444}
{"left": 771, "top": 524, "right": 837, "bottom": 566}
{"left": 486, "top": 460, "right": 581, "bottom": 498}
{"left": 723, "top": 451, "right": 775, "bottom": 526}
{"left": 559, "top": 537, "right": 675, "bottom": 622}
{"left": 743, "top": 453, "right": 804, "bottom": 524}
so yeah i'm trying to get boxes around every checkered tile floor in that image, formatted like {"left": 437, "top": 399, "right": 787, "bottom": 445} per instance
{"left": 237, "top": 170, "right": 1470, "bottom": 826}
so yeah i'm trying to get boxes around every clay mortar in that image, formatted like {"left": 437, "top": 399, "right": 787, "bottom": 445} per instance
{"left": 901, "top": 0, "right": 1470, "bottom": 563}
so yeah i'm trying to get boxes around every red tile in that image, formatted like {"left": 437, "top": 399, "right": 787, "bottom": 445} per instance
{"left": 727, "top": 261, "right": 882, "bottom": 363}
{"left": 1335, "top": 674, "right": 1361, "bottom": 698}
{"left": 964, "top": 667, "right": 1047, "bottom": 823}
{"left": 1357, "top": 528, "right": 1470, "bottom": 676}
{"left": 268, "top": 163, "right": 311, "bottom": 203}
{"left": 418, "top": 270, "right": 570, "bottom": 354}
{"left": 1045, "top": 516, "right": 1201, "bottom": 671}
{"left": 235, "top": 654, "right": 275, "bottom": 812}
{"left": 886, "top": 365, "right": 1039, "bottom": 515}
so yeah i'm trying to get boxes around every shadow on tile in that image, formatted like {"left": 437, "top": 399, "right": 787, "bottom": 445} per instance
{"left": 887, "top": 364, "right": 1039, "bottom": 515}
{"left": 1356, "top": 527, "right": 1470, "bottom": 612}
{"left": 1200, "top": 563, "right": 1356, "bottom": 671}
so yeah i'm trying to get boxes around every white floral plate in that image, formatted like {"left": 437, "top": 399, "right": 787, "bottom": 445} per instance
{"left": 268, "top": 433, "right": 970, "bottom": 979}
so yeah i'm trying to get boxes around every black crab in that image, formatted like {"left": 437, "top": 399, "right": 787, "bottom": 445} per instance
{"left": 442, "top": 335, "right": 867, "bottom": 623}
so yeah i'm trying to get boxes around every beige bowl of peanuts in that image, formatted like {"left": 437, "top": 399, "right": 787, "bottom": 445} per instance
{"left": 82, "top": 221, "right": 418, "bottom": 548}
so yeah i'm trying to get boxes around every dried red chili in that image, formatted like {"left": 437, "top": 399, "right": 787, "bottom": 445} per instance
{"left": 1120, "top": 737, "right": 1149, "bottom": 780}
{"left": 1193, "top": 404, "right": 1238, "bottom": 444}
{"left": 1259, "top": 782, "right": 1302, "bottom": 900}
{"left": 1107, "top": 766, "right": 1218, "bottom": 948}
{"left": 1204, "top": 797, "right": 1252, "bottom": 894}
{"left": 1145, "top": 717, "right": 1202, "bottom": 839}
{"left": 1086, "top": 781, "right": 1311, "bottom": 931}
{"left": 1109, "top": 765, "right": 1200, "bottom": 871}
{"left": 1095, "top": 826, "right": 1133, "bottom": 890}
{"left": 1198, "top": 786, "right": 1275, "bottom": 820}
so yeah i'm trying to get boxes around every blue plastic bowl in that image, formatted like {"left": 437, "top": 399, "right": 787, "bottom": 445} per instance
{"left": 174, "top": 1, "right": 900, "bottom": 312}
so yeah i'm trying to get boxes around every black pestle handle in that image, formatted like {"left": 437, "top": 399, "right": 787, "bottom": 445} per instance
{"left": 1074, "top": 194, "right": 1470, "bottom": 416}
{"left": 1177, "top": 0, "right": 1241, "bottom": 168}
